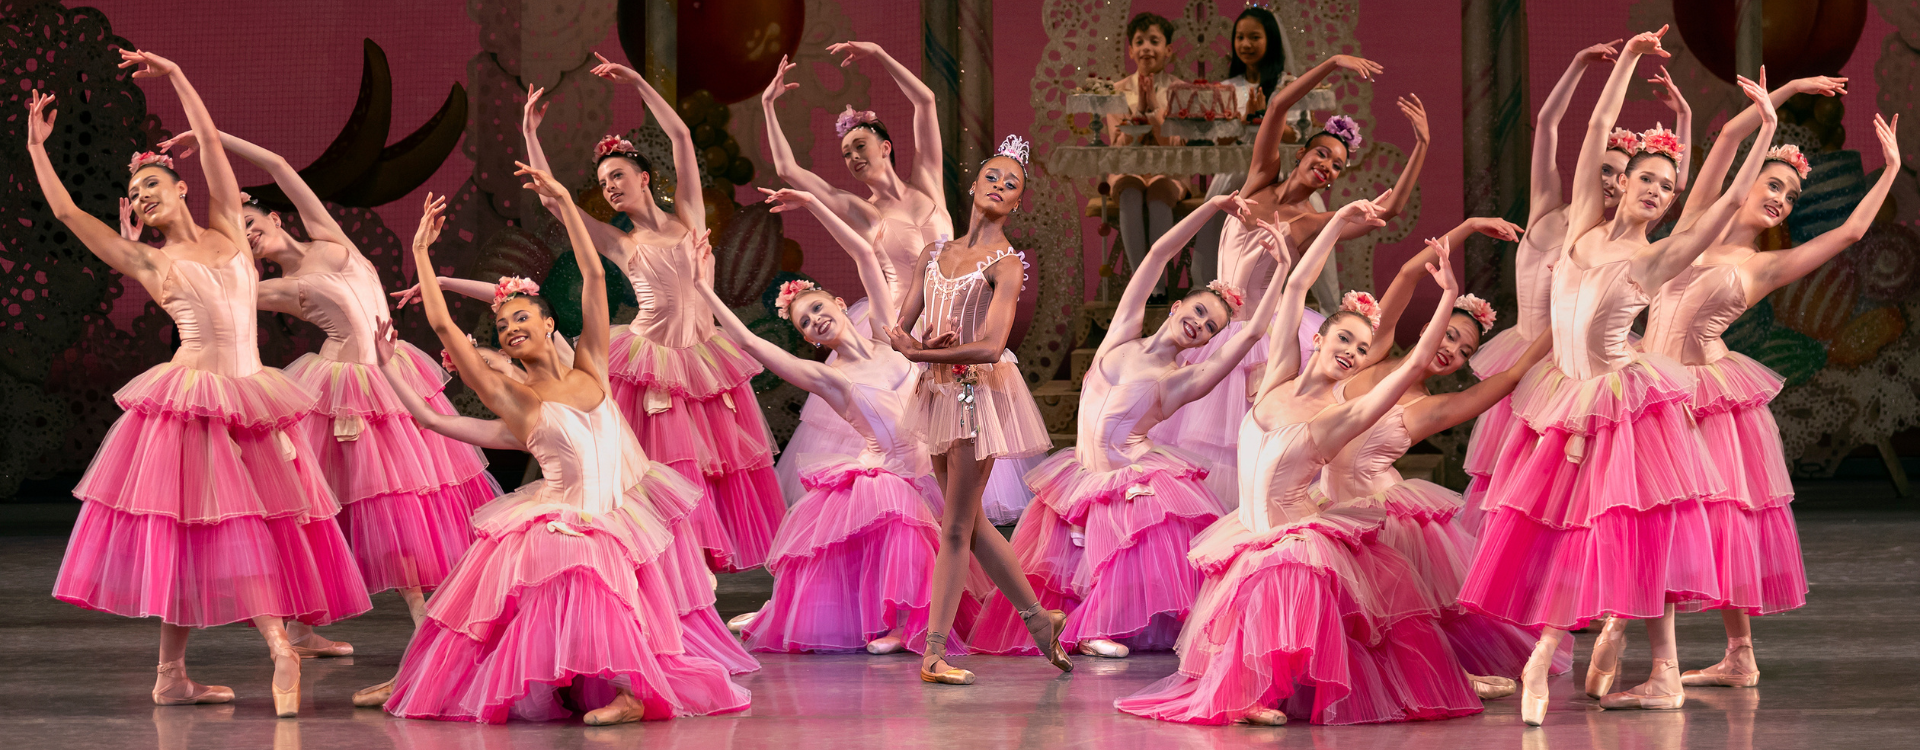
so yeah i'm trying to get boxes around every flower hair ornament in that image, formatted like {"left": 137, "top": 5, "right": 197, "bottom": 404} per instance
{"left": 1638, "top": 122, "right": 1685, "bottom": 162}
{"left": 1203, "top": 279, "right": 1245, "bottom": 315}
{"left": 1606, "top": 127, "right": 1643, "bottom": 154}
{"left": 1319, "top": 115, "right": 1364, "bottom": 151}
{"left": 491, "top": 276, "right": 542, "bottom": 313}
{"left": 774, "top": 279, "right": 845, "bottom": 320}
{"left": 129, "top": 151, "right": 174, "bottom": 174}
{"left": 1764, "top": 143, "right": 1811, "bottom": 179}
{"left": 1339, "top": 290, "right": 1382, "bottom": 329}
{"left": 594, "top": 134, "right": 640, "bottom": 160}
{"left": 1453, "top": 293, "right": 1497, "bottom": 333}
{"left": 835, "top": 106, "right": 882, "bottom": 138}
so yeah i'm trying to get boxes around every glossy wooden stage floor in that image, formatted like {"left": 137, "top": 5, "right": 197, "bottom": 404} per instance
{"left": 2, "top": 480, "right": 1915, "bottom": 749}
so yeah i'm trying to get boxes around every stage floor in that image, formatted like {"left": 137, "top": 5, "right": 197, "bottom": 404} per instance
{"left": 3, "top": 480, "right": 1916, "bottom": 749}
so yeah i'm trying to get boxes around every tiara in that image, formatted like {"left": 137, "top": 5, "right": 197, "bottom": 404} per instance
{"left": 1764, "top": 143, "right": 1811, "bottom": 179}
{"left": 1606, "top": 127, "right": 1642, "bottom": 153}
{"left": 1321, "top": 115, "right": 1363, "bottom": 151}
{"left": 1204, "top": 279, "right": 1245, "bottom": 312}
{"left": 993, "top": 134, "right": 1030, "bottom": 166}
{"left": 1339, "top": 290, "right": 1381, "bottom": 329}
{"left": 1453, "top": 293, "right": 1497, "bottom": 333}
{"left": 835, "top": 106, "right": 881, "bottom": 138}
{"left": 129, "top": 151, "right": 174, "bottom": 174}
{"left": 1638, "top": 122, "right": 1684, "bottom": 161}
{"left": 490, "top": 276, "right": 541, "bottom": 313}
{"left": 594, "top": 134, "right": 640, "bottom": 159}
{"left": 774, "top": 279, "right": 846, "bottom": 320}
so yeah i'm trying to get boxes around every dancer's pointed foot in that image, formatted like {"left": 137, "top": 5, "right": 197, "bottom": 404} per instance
{"left": 583, "top": 690, "right": 647, "bottom": 726}
{"left": 726, "top": 611, "right": 757, "bottom": 635}
{"left": 1018, "top": 603, "right": 1073, "bottom": 673}
{"left": 1521, "top": 639, "right": 1554, "bottom": 726}
{"left": 865, "top": 632, "right": 905, "bottom": 655}
{"left": 1600, "top": 658, "right": 1685, "bottom": 710}
{"left": 918, "top": 632, "right": 974, "bottom": 685}
{"left": 1077, "top": 639, "right": 1129, "bottom": 658}
{"left": 351, "top": 678, "right": 396, "bottom": 708}
{"left": 288, "top": 630, "right": 354, "bottom": 659}
{"left": 1242, "top": 708, "right": 1288, "bottom": 726}
{"left": 1682, "top": 636, "right": 1760, "bottom": 687}
{"left": 152, "top": 661, "right": 234, "bottom": 706}
{"left": 1584, "top": 616, "right": 1627, "bottom": 699}
{"left": 265, "top": 632, "right": 301, "bottom": 718}
{"left": 1468, "top": 672, "right": 1517, "bottom": 700}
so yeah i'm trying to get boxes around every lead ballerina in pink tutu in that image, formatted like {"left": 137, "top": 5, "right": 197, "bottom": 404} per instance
{"left": 1460, "top": 27, "right": 1782, "bottom": 725}
{"left": 38, "top": 49, "right": 370, "bottom": 718}
{"left": 379, "top": 173, "right": 749, "bottom": 725}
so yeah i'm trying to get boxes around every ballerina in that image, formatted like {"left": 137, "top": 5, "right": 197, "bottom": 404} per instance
{"left": 152, "top": 129, "right": 501, "bottom": 659}
{"left": 39, "top": 49, "right": 370, "bottom": 718}
{"left": 379, "top": 176, "right": 750, "bottom": 725}
{"left": 966, "top": 193, "right": 1288, "bottom": 660}
{"left": 1117, "top": 194, "right": 1482, "bottom": 726}
{"left": 884, "top": 134, "right": 1069, "bottom": 684}
{"left": 1459, "top": 27, "right": 1782, "bottom": 725}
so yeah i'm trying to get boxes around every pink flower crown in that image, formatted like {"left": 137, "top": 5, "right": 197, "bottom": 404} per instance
{"left": 1606, "top": 127, "right": 1642, "bottom": 153}
{"left": 1203, "top": 279, "right": 1245, "bottom": 313}
{"left": 491, "top": 276, "right": 541, "bottom": 312}
{"left": 1453, "top": 293, "right": 1497, "bottom": 333}
{"left": 1764, "top": 144, "right": 1811, "bottom": 179}
{"left": 835, "top": 105, "right": 881, "bottom": 138}
{"left": 1340, "top": 290, "right": 1381, "bottom": 329}
{"left": 594, "top": 134, "right": 640, "bottom": 160}
{"left": 129, "top": 151, "right": 174, "bottom": 174}
{"left": 1638, "top": 123, "right": 1684, "bottom": 161}
{"left": 774, "top": 279, "right": 845, "bottom": 320}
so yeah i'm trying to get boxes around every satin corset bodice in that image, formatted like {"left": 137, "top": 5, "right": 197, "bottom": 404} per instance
{"left": 1074, "top": 361, "right": 1165, "bottom": 473}
{"left": 1643, "top": 263, "right": 1748, "bottom": 366}
{"left": 1215, "top": 216, "right": 1282, "bottom": 322}
{"left": 1236, "top": 415, "right": 1330, "bottom": 532}
{"left": 869, "top": 212, "right": 938, "bottom": 306}
{"left": 1512, "top": 233, "right": 1557, "bottom": 340}
{"left": 923, "top": 244, "right": 1024, "bottom": 345}
{"left": 1548, "top": 258, "right": 1650, "bottom": 380}
{"left": 837, "top": 352, "right": 932, "bottom": 478}
{"left": 295, "top": 259, "right": 389, "bottom": 365}
{"left": 527, "top": 399, "right": 633, "bottom": 516}
{"left": 162, "top": 253, "right": 264, "bottom": 377}
{"left": 1321, "top": 402, "right": 1413, "bottom": 502}
{"left": 624, "top": 233, "right": 715, "bottom": 349}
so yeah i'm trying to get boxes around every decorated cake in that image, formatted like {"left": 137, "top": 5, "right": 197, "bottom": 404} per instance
{"left": 1167, "top": 79, "right": 1237, "bottom": 121}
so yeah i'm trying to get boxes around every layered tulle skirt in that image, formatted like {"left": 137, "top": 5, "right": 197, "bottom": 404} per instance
{"left": 284, "top": 343, "right": 500, "bottom": 593}
{"left": 1458, "top": 326, "right": 1531, "bottom": 536}
{"left": 609, "top": 326, "right": 785, "bottom": 573}
{"left": 1115, "top": 508, "right": 1481, "bottom": 725}
{"left": 1461, "top": 353, "right": 1725, "bottom": 630}
{"left": 55, "top": 363, "right": 371, "bottom": 627}
{"left": 919, "top": 353, "right": 1051, "bottom": 461}
{"left": 1676, "top": 352, "right": 1805, "bottom": 615}
{"left": 383, "top": 464, "right": 750, "bottom": 723}
{"left": 968, "top": 448, "right": 1222, "bottom": 654}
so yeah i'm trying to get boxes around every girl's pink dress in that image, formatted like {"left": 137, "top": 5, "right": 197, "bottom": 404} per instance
{"left": 54, "top": 253, "right": 371, "bottom": 626}
{"left": 1149, "top": 216, "right": 1323, "bottom": 510}
{"left": 1461, "top": 255, "right": 1724, "bottom": 630}
{"left": 1642, "top": 263, "right": 1805, "bottom": 615}
{"left": 383, "top": 397, "right": 751, "bottom": 723}
{"left": 743, "top": 349, "right": 948, "bottom": 652}
{"left": 1116, "top": 415, "right": 1482, "bottom": 725}
{"left": 1458, "top": 230, "right": 1556, "bottom": 535}
{"left": 968, "top": 358, "right": 1223, "bottom": 654}
{"left": 281, "top": 258, "right": 501, "bottom": 593}
{"left": 914, "top": 243, "right": 1051, "bottom": 461}
{"left": 607, "top": 233, "right": 784, "bottom": 573}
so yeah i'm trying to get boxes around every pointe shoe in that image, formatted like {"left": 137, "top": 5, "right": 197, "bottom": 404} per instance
{"left": 265, "top": 632, "right": 301, "bottom": 719}
{"left": 726, "top": 611, "right": 757, "bottom": 635}
{"left": 288, "top": 631, "right": 354, "bottom": 659}
{"left": 1077, "top": 639, "right": 1130, "bottom": 658}
{"left": 152, "top": 661, "right": 235, "bottom": 706}
{"left": 583, "top": 692, "right": 646, "bottom": 726}
{"left": 1242, "top": 708, "right": 1288, "bottom": 726}
{"left": 1019, "top": 603, "right": 1073, "bottom": 673}
{"left": 1468, "top": 672, "right": 1517, "bottom": 700}
{"left": 351, "top": 678, "right": 396, "bottom": 708}
{"left": 918, "top": 632, "right": 975, "bottom": 685}
{"left": 1584, "top": 617, "right": 1627, "bottom": 699}
{"left": 1521, "top": 639, "right": 1554, "bottom": 727}
{"left": 866, "top": 634, "right": 905, "bottom": 655}
{"left": 1600, "top": 658, "right": 1685, "bottom": 710}
{"left": 1681, "top": 637, "right": 1761, "bottom": 687}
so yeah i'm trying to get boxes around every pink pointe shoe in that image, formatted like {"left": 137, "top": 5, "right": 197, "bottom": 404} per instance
{"left": 1681, "top": 637, "right": 1761, "bottom": 687}
{"left": 1242, "top": 708, "right": 1288, "bottom": 726}
{"left": 1520, "top": 639, "right": 1555, "bottom": 726}
{"left": 1599, "top": 658, "right": 1686, "bottom": 710}
{"left": 288, "top": 630, "right": 354, "bottom": 659}
{"left": 1468, "top": 671, "right": 1517, "bottom": 700}
{"left": 264, "top": 630, "right": 302, "bottom": 718}
{"left": 1584, "top": 617, "right": 1627, "bottom": 699}
{"left": 1077, "top": 639, "right": 1130, "bottom": 659}
{"left": 152, "top": 661, "right": 234, "bottom": 706}
{"left": 583, "top": 690, "right": 647, "bottom": 726}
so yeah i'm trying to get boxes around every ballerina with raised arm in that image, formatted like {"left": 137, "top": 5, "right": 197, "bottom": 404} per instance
{"left": 966, "top": 193, "right": 1290, "bottom": 660}
{"left": 1118, "top": 196, "right": 1483, "bottom": 726}
{"left": 39, "top": 50, "right": 370, "bottom": 718}
{"left": 1459, "top": 27, "right": 1783, "bottom": 724}
{"left": 379, "top": 178, "right": 749, "bottom": 725}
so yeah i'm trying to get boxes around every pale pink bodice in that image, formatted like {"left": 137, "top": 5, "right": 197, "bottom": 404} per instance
{"left": 835, "top": 351, "right": 932, "bottom": 478}
{"left": 1512, "top": 232, "right": 1557, "bottom": 340}
{"left": 526, "top": 398, "right": 633, "bottom": 516}
{"left": 1643, "top": 263, "right": 1748, "bottom": 367}
{"left": 1215, "top": 216, "right": 1283, "bottom": 323}
{"left": 1548, "top": 258, "right": 1649, "bottom": 380}
{"left": 162, "top": 253, "right": 264, "bottom": 378}
{"left": 870, "top": 211, "right": 940, "bottom": 306}
{"left": 1074, "top": 360, "right": 1167, "bottom": 473}
{"left": 624, "top": 234, "right": 716, "bottom": 349}
{"left": 1236, "top": 415, "right": 1330, "bottom": 532}
{"left": 1320, "top": 399, "right": 1415, "bottom": 503}
{"left": 294, "top": 258, "right": 389, "bottom": 366}
{"left": 923, "top": 243, "right": 1025, "bottom": 345}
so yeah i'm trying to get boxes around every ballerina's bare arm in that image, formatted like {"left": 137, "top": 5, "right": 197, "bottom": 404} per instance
{"left": 255, "top": 277, "right": 302, "bottom": 315}
{"left": 1567, "top": 28, "right": 1670, "bottom": 239}
{"left": 1101, "top": 194, "right": 1248, "bottom": 356}
{"left": 831, "top": 41, "right": 951, "bottom": 235}
{"left": 763, "top": 187, "right": 899, "bottom": 338}
{"left": 1638, "top": 73, "right": 1778, "bottom": 291}
{"left": 1333, "top": 94, "right": 1430, "bottom": 240}
{"left": 164, "top": 130, "right": 353, "bottom": 248}
{"left": 1243, "top": 54, "right": 1384, "bottom": 194}
{"left": 1531, "top": 40, "right": 1620, "bottom": 223}
{"left": 411, "top": 193, "right": 541, "bottom": 438}
{"left": 758, "top": 56, "right": 871, "bottom": 227}
{"left": 1162, "top": 217, "right": 1294, "bottom": 410}
{"left": 1402, "top": 330, "right": 1552, "bottom": 443}
{"left": 1646, "top": 66, "right": 1695, "bottom": 192}
{"left": 1677, "top": 76, "right": 1846, "bottom": 231}
{"left": 1308, "top": 250, "right": 1459, "bottom": 459}
{"left": 1358, "top": 219, "right": 1521, "bottom": 370}
{"left": 694, "top": 268, "right": 853, "bottom": 413}
{"left": 1745, "top": 114, "right": 1900, "bottom": 303}
{"left": 592, "top": 54, "right": 704, "bottom": 232}
{"left": 1255, "top": 193, "right": 1390, "bottom": 399}
{"left": 886, "top": 240, "right": 935, "bottom": 349}
{"left": 518, "top": 162, "right": 609, "bottom": 381}
{"left": 24, "top": 91, "right": 163, "bottom": 293}
{"left": 518, "top": 85, "right": 628, "bottom": 254}
{"left": 892, "top": 252, "right": 1023, "bottom": 366}
{"left": 373, "top": 318, "right": 521, "bottom": 450}
{"left": 120, "top": 50, "right": 244, "bottom": 247}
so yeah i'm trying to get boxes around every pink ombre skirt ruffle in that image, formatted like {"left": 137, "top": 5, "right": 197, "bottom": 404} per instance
{"left": 1115, "top": 509, "right": 1480, "bottom": 726}
{"left": 285, "top": 343, "right": 501, "bottom": 593}
{"left": 609, "top": 326, "right": 784, "bottom": 573}
{"left": 55, "top": 363, "right": 371, "bottom": 627}
{"left": 743, "top": 462, "right": 944, "bottom": 653}
{"left": 1460, "top": 327, "right": 1533, "bottom": 535}
{"left": 1461, "top": 354, "right": 1725, "bottom": 630}
{"left": 1679, "top": 353, "right": 1806, "bottom": 615}
{"left": 384, "top": 462, "right": 750, "bottom": 723}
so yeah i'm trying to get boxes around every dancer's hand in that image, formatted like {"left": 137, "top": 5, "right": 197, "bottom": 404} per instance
{"left": 25, "top": 90, "right": 55, "bottom": 147}
{"left": 514, "top": 161, "right": 569, "bottom": 200}
{"left": 884, "top": 325, "right": 923, "bottom": 354}
{"left": 374, "top": 318, "right": 399, "bottom": 364}
{"left": 1425, "top": 236, "right": 1458, "bottom": 294}
{"left": 762, "top": 55, "right": 799, "bottom": 105}
{"left": 1625, "top": 26, "right": 1671, "bottom": 59}
{"left": 827, "top": 41, "right": 883, "bottom": 67}
{"left": 1252, "top": 217, "right": 1293, "bottom": 261}
{"left": 759, "top": 187, "right": 817, "bottom": 213}
{"left": 414, "top": 192, "right": 448, "bottom": 251}
{"left": 522, "top": 84, "right": 549, "bottom": 134}
{"left": 1648, "top": 67, "right": 1687, "bottom": 116}
{"left": 117, "top": 49, "right": 180, "bottom": 79}
{"left": 1578, "top": 40, "right": 1623, "bottom": 66}
{"left": 1336, "top": 189, "right": 1393, "bottom": 228}
{"left": 118, "top": 198, "right": 144, "bottom": 242}
{"left": 391, "top": 283, "right": 424, "bottom": 308}
{"left": 158, "top": 130, "right": 199, "bottom": 159}
{"left": 1465, "top": 217, "right": 1524, "bottom": 242}
{"left": 1208, "top": 192, "right": 1251, "bottom": 222}
{"left": 1736, "top": 68, "right": 1775, "bottom": 128}
{"left": 1398, "top": 94, "right": 1430, "bottom": 146}
{"left": 1875, "top": 113, "right": 1901, "bottom": 170}
{"left": 1329, "top": 54, "right": 1383, "bottom": 82}
{"left": 589, "top": 52, "right": 644, "bottom": 86}
{"left": 1786, "top": 76, "right": 1847, "bottom": 98}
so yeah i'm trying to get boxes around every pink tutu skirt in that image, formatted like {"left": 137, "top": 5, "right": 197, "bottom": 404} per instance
{"left": 1676, "top": 352, "right": 1805, "bottom": 615}
{"left": 284, "top": 342, "right": 501, "bottom": 593}
{"left": 1458, "top": 327, "right": 1532, "bottom": 535}
{"left": 1115, "top": 507, "right": 1481, "bottom": 725}
{"left": 1148, "top": 309, "right": 1325, "bottom": 510}
{"left": 1461, "top": 353, "right": 1725, "bottom": 630}
{"left": 55, "top": 362, "right": 371, "bottom": 627}
{"left": 920, "top": 353, "right": 1051, "bottom": 461}
{"left": 610, "top": 326, "right": 785, "bottom": 573}
{"left": 743, "top": 462, "right": 944, "bottom": 653}
{"left": 968, "top": 448, "right": 1222, "bottom": 654}
{"left": 384, "top": 463, "right": 750, "bottom": 723}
